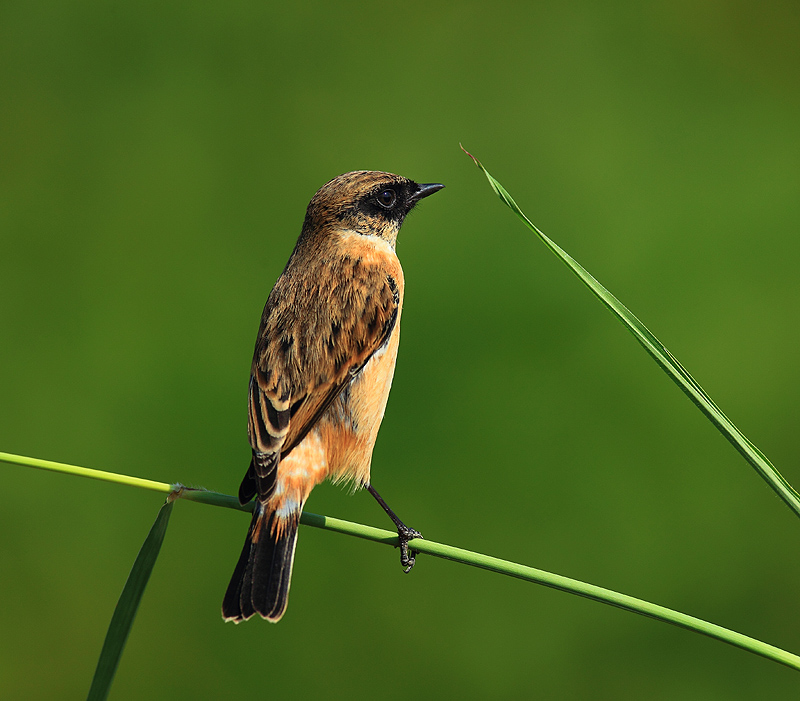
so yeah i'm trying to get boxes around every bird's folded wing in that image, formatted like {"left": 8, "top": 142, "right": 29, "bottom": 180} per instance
{"left": 243, "top": 262, "right": 399, "bottom": 502}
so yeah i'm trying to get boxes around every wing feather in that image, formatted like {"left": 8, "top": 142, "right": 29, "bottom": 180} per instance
{"left": 240, "top": 257, "right": 399, "bottom": 504}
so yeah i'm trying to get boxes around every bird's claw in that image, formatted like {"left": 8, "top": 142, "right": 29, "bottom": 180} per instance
{"left": 397, "top": 525, "right": 423, "bottom": 574}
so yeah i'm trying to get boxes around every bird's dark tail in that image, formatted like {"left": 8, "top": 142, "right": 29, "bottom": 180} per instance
{"left": 222, "top": 502, "right": 299, "bottom": 623}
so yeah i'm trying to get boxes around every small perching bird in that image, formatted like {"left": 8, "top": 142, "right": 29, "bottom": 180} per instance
{"left": 222, "top": 170, "right": 444, "bottom": 623}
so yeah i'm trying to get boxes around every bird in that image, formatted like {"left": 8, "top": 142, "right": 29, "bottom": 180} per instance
{"left": 222, "top": 170, "right": 444, "bottom": 623}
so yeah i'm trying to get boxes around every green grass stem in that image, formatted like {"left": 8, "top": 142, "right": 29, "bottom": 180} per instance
{"left": 5, "top": 450, "right": 800, "bottom": 672}
{"left": 0, "top": 450, "right": 171, "bottom": 493}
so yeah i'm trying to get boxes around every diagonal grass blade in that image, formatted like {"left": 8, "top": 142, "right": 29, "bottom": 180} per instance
{"left": 462, "top": 145, "right": 800, "bottom": 519}
{"left": 87, "top": 496, "right": 175, "bottom": 701}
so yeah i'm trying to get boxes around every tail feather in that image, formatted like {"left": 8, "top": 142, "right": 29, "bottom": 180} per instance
{"left": 222, "top": 504, "right": 299, "bottom": 623}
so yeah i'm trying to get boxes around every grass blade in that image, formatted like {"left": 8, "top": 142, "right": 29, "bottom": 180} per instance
{"left": 5, "top": 451, "right": 799, "bottom": 673}
{"left": 87, "top": 495, "right": 176, "bottom": 701}
{"left": 190, "top": 490, "right": 800, "bottom": 671}
{"left": 461, "top": 146, "right": 800, "bottom": 520}
{"left": 0, "top": 450, "right": 170, "bottom": 493}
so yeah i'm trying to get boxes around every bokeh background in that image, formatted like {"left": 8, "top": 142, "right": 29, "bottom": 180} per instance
{"left": 2, "top": 2, "right": 800, "bottom": 699}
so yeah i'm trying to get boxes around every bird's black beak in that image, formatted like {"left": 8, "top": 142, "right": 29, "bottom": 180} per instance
{"left": 411, "top": 182, "right": 445, "bottom": 202}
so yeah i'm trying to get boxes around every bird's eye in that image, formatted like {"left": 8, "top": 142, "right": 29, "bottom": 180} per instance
{"left": 376, "top": 189, "right": 397, "bottom": 209}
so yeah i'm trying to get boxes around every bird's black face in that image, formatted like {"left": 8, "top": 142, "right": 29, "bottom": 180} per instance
{"left": 357, "top": 180, "right": 416, "bottom": 223}
{"left": 301, "top": 171, "right": 444, "bottom": 249}
{"left": 358, "top": 180, "right": 445, "bottom": 226}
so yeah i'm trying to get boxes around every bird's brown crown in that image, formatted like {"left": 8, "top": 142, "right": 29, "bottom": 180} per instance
{"left": 299, "top": 170, "right": 443, "bottom": 248}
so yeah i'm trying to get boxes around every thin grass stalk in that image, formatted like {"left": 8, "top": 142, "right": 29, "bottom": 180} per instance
{"left": 3, "top": 450, "right": 799, "bottom": 671}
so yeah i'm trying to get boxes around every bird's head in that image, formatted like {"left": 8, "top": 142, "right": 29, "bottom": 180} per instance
{"left": 300, "top": 171, "right": 444, "bottom": 248}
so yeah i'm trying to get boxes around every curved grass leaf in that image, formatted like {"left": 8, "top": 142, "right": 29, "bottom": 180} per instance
{"left": 87, "top": 496, "right": 175, "bottom": 701}
{"left": 461, "top": 146, "right": 800, "bottom": 520}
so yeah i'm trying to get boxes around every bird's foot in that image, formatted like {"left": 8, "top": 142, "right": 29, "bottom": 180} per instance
{"left": 365, "top": 484, "right": 423, "bottom": 573}
{"left": 397, "top": 524, "right": 423, "bottom": 574}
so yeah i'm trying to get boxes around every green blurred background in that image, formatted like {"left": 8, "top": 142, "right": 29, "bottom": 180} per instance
{"left": 2, "top": 1, "right": 800, "bottom": 698}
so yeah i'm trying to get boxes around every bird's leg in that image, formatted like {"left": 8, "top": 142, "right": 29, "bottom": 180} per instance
{"left": 366, "top": 484, "right": 423, "bottom": 573}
